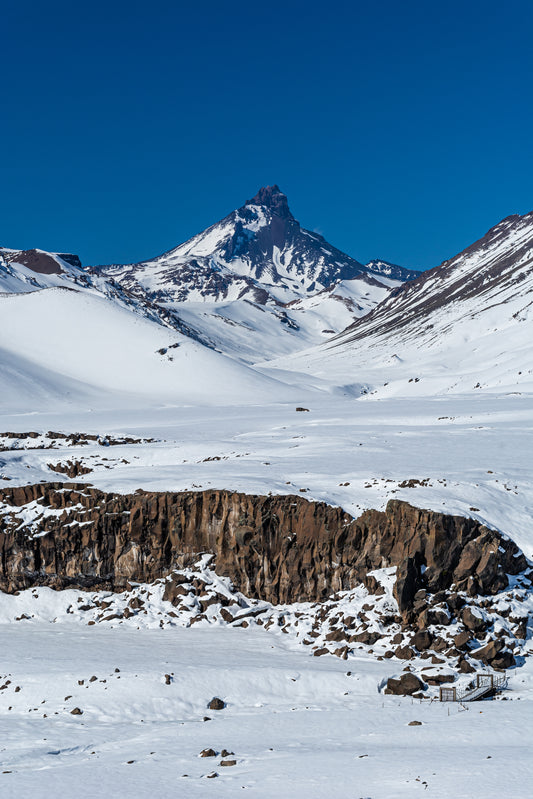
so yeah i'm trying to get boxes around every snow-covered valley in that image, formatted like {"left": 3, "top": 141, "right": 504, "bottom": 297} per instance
{"left": 1, "top": 189, "right": 533, "bottom": 797}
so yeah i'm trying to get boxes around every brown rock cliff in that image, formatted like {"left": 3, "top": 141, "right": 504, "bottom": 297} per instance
{"left": 0, "top": 484, "right": 527, "bottom": 609}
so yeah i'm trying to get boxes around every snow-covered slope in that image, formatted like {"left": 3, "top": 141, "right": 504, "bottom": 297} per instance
{"left": 268, "top": 210, "right": 533, "bottom": 396}
{"left": 0, "top": 288, "right": 298, "bottom": 410}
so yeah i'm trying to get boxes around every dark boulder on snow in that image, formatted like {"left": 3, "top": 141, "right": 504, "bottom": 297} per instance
{"left": 208, "top": 697, "right": 225, "bottom": 710}
{"left": 385, "top": 673, "right": 425, "bottom": 696}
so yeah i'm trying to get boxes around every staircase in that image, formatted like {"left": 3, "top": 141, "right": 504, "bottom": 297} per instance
{"left": 439, "top": 673, "right": 507, "bottom": 702}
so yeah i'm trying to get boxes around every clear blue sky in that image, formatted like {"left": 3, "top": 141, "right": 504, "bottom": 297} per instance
{"left": 2, "top": 0, "right": 533, "bottom": 270}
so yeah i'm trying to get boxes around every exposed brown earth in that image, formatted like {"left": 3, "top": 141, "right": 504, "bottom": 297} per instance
{"left": 4, "top": 249, "right": 63, "bottom": 275}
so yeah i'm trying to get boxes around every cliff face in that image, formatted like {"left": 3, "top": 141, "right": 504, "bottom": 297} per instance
{"left": 0, "top": 483, "right": 527, "bottom": 610}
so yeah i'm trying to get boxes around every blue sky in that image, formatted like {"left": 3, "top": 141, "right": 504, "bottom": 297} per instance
{"left": 2, "top": 0, "right": 532, "bottom": 270}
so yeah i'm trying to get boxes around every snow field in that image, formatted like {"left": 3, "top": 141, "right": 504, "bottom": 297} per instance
{"left": 0, "top": 621, "right": 532, "bottom": 798}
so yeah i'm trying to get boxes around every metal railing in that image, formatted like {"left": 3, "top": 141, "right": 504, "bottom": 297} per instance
{"left": 439, "top": 673, "right": 507, "bottom": 702}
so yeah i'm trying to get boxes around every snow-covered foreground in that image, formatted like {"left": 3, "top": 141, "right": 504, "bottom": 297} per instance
{"left": 2, "top": 388, "right": 532, "bottom": 798}
{"left": 0, "top": 622, "right": 532, "bottom": 799}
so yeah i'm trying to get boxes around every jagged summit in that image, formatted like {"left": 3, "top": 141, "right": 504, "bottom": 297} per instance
{"left": 0, "top": 188, "right": 416, "bottom": 367}
{"left": 83, "top": 186, "right": 417, "bottom": 362}
{"left": 246, "top": 184, "right": 292, "bottom": 218}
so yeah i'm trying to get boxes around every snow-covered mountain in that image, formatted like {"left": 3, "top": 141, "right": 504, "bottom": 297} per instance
{"left": 87, "top": 185, "right": 416, "bottom": 362}
{"left": 339, "top": 211, "right": 533, "bottom": 346}
{"left": 365, "top": 258, "right": 420, "bottom": 282}
{"left": 0, "top": 246, "right": 173, "bottom": 326}
{"left": 93, "top": 185, "right": 415, "bottom": 305}
{"left": 1, "top": 190, "right": 418, "bottom": 366}
{"left": 271, "top": 210, "right": 533, "bottom": 396}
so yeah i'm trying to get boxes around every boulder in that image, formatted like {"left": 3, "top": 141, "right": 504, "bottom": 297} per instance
{"left": 385, "top": 673, "right": 425, "bottom": 696}
{"left": 470, "top": 639, "right": 513, "bottom": 666}
{"left": 454, "top": 631, "right": 472, "bottom": 650}
{"left": 421, "top": 672, "right": 455, "bottom": 685}
{"left": 411, "top": 630, "right": 433, "bottom": 651}
{"left": 458, "top": 657, "right": 475, "bottom": 674}
{"left": 350, "top": 631, "right": 381, "bottom": 645}
{"left": 325, "top": 628, "right": 347, "bottom": 643}
{"left": 395, "top": 645, "right": 415, "bottom": 660}
{"left": 431, "top": 636, "right": 448, "bottom": 652}
{"left": 461, "top": 607, "right": 487, "bottom": 634}
{"left": 491, "top": 651, "right": 515, "bottom": 669}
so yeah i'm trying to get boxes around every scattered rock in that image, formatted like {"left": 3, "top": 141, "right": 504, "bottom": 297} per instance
{"left": 220, "top": 759, "right": 237, "bottom": 767}
{"left": 334, "top": 645, "right": 350, "bottom": 660}
{"left": 200, "top": 748, "right": 217, "bottom": 758}
{"left": 408, "top": 720, "right": 423, "bottom": 726}
{"left": 70, "top": 707, "right": 83, "bottom": 715}
{"left": 208, "top": 697, "right": 225, "bottom": 710}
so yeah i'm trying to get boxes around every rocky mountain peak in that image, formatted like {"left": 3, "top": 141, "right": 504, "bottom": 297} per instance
{"left": 245, "top": 185, "right": 292, "bottom": 219}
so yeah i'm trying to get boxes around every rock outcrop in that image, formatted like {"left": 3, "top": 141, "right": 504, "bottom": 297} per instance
{"left": 0, "top": 484, "right": 528, "bottom": 610}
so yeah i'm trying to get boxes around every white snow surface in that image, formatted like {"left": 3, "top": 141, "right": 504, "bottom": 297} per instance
{"left": 0, "top": 565, "right": 532, "bottom": 799}
{"left": 0, "top": 288, "right": 299, "bottom": 408}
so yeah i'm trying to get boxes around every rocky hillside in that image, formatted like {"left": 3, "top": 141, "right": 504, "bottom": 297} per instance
{"left": 1, "top": 484, "right": 530, "bottom": 681}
